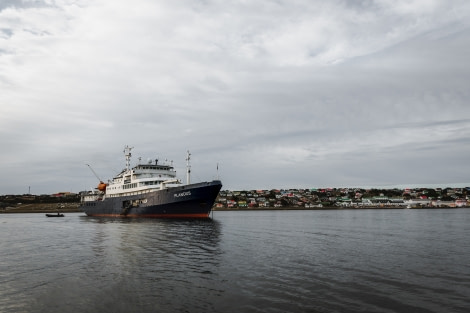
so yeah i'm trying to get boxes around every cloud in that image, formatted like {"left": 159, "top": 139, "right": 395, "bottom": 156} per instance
{"left": 1, "top": 0, "right": 470, "bottom": 194}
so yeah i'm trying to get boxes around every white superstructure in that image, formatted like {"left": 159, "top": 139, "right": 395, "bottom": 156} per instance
{"left": 106, "top": 145, "right": 183, "bottom": 197}
{"left": 84, "top": 146, "right": 187, "bottom": 201}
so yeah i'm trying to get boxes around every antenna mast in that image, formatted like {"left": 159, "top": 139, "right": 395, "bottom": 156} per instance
{"left": 124, "top": 145, "right": 133, "bottom": 171}
{"left": 186, "top": 150, "right": 191, "bottom": 185}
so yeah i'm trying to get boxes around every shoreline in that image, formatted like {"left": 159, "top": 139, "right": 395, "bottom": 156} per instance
{"left": 2, "top": 203, "right": 468, "bottom": 214}
{"left": 213, "top": 206, "right": 470, "bottom": 211}
{"left": 0, "top": 203, "right": 81, "bottom": 214}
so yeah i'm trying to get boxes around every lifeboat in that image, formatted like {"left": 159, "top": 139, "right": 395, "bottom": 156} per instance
{"left": 97, "top": 181, "right": 107, "bottom": 192}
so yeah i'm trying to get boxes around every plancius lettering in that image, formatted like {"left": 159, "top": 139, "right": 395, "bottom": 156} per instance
{"left": 174, "top": 191, "right": 191, "bottom": 198}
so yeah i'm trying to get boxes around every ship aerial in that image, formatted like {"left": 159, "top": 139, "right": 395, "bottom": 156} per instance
{"left": 79, "top": 146, "right": 222, "bottom": 218}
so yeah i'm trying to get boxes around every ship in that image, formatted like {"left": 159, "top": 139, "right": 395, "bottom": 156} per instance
{"left": 79, "top": 146, "right": 222, "bottom": 218}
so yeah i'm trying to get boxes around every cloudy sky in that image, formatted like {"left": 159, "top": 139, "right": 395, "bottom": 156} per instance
{"left": 1, "top": 0, "right": 470, "bottom": 194}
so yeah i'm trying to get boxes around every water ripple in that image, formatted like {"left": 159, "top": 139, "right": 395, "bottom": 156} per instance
{"left": 1, "top": 210, "right": 470, "bottom": 312}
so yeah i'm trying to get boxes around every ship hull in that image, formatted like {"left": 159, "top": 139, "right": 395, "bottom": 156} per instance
{"left": 79, "top": 180, "right": 222, "bottom": 218}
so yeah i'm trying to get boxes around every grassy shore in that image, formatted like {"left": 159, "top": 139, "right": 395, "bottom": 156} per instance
{"left": 0, "top": 203, "right": 81, "bottom": 213}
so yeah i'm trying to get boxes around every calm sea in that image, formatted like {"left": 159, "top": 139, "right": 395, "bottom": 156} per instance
{"left": 1, "top": 209, "right": 469, "bottom": 313}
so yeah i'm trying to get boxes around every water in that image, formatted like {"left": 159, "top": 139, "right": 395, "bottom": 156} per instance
{"left": 1, "top": 209, "right": 469, "bottom": 313}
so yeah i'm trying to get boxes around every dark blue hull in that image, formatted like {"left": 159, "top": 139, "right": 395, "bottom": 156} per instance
{"left": 79, "top": 180, "right": 222, "bottom": 218}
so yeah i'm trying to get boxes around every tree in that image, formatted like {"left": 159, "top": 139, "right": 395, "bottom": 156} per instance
{"left": 424, "top": 188, "right": 438, "bottom": 199}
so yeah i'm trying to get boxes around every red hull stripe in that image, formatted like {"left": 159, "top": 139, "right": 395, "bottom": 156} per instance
{"left": 86, "top": 213, "right": 210, "bottom": 218}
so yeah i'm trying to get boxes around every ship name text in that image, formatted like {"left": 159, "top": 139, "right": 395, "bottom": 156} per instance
{"left": 174, "top": 191, "right": 191, "bottom": 198}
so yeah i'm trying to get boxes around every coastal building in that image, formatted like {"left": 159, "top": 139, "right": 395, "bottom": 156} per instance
{"left": 238, "top": 201, "right": 247, "bottom": 208}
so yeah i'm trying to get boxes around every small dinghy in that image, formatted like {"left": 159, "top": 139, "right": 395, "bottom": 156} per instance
{"left": 46, "top": 213, "right": 64, "bottom": 217}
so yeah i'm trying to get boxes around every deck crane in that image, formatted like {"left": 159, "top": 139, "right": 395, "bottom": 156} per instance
{"left": 86, "top": 164, "right": 107, "bottom": 192}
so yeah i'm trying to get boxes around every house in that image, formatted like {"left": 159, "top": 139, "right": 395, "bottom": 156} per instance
{"left": 238, "top": 201, "right": 247, "bottom": 207}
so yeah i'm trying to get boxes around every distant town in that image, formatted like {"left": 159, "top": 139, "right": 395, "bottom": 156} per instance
{"left": 1, "top": 186, "right": 469, "bottom": 212}
{"left": 214, "top": 186, "right": 470, "bottom": 209}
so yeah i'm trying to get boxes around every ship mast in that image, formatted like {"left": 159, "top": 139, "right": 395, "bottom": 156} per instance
{"left": 124, "top": 145, "right": 133, "bottom": 171}
{"left": 186, "top": 150, "right": 191, "bottom": 185}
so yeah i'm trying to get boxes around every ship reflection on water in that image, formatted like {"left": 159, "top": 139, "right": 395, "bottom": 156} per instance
{"left": 78, "top": 217, "right": 224, "bottom": 313}
{"left": 8, "top": 215, "right": 224, "bottom": 313}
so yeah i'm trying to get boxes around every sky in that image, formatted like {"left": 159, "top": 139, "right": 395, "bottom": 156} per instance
{"left": 1, "top": 0, "right": 470, "bottom": 195}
